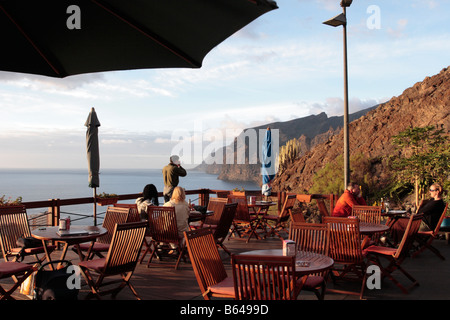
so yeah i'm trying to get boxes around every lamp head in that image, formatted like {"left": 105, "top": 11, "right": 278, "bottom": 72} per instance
{"left": 323, "top": 13, "right": 346, "bottom": 27}
{"left": 340, "top": 0, "right": 353, "bottom": 7}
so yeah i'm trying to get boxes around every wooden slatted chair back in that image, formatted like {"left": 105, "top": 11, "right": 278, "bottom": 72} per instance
{"left": 231, "top": 254, "right": 298, "bottom": 300}
{"left": 322, "top": 216, "right": 364, "bottom": 264}
{"left": 205, "top": 198, "right": 228, "bottom": 226}
{"left": 352, "top": 205, "right": 382, "bottom": 224}
{"left": 113, "top": 203, "right": 141, "bottom": 222}
{"left": 184, "top": 228, "right": 228, "bottom": 299}
{"left": 289, "top": 208, "right": 306, "bottom": 223}
{"left": 213, "top": 203, "right": 238, "bottom": 241}
{"left": 147, "top": 206, "right": 179, "bottom": 244}
{"left": 227, "top": 195, "right": 251, "bottom": 222}
{"left": 431, "top": 204, "right": 448, "bottom": 236}
{"left": 103, "top": 221, "right": 147, "bottom": 275}
{"left": 98, "top": 207, "right": 131, "bottom": 244}
{"left": 0, "top": 205, "right": 32, "bottom": 258}
{"left": 394, "top": 213, "right": 424, "bottom": 260}
{"left": 289, "top": 222, "right": 329, "bottom": 256}
{"left": 279, "top": 194, "right": 297, "bottom": 222}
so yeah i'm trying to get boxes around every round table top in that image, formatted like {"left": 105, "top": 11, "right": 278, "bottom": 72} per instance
{"left": 359, "top": 222, "right": 390, "bottom": 234}
{"left": 382, "top": 209, "right": 407, "bottom": 217}
{"left": 32, "top": 225, "right": 108, "bottom": 243}
{"left": 238, "top": 249, "right": 334, "bottom": 275}
{"left": 188, "top": 210, "right": 213, "bottom": 221}
{"left": 249, "top": 201, "right": 277, "bottom": 207}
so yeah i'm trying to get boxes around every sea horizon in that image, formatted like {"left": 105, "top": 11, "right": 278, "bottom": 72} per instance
{"left": 0, "top": 167, "right": 260, "bottom": 220}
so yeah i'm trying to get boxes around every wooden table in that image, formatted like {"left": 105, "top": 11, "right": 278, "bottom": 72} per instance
{"left": 188, "top": 210, "right": 213, "bottom": 222}
{"left": 248, "top": 201, "right": 277, "bottom": 216}
{"left": 382, "top": 209, "right": 407, "bottom": 217}
{"left": 359, "top": 222, "right": 390, "bottom": 235}
{"left": 239, "top": 249, "right": 334, "bottom": 276}
{"left": 32, "top": 225, "right": 107, "bottom": 266}
{"left": 359, "top": 222, "right": 390, "bottom": 248}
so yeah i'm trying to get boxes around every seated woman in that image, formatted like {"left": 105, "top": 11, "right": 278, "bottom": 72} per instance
{"left": 332, "top": 182, "right": 367, "bottom": 217}
{"left": 389, "top": 183, "right": 446, "bottom": 244}
{"left": 135, "top": 184, "right": 159, "bottom": 220}
{"left": 163, "top": 186, "right": 190, "bottom": 238}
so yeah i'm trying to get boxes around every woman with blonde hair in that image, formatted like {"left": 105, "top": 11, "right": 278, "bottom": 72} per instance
{"left": 418, "top": 183, "right": 446, "bottom": 231}
{"left": 389, "top": 182, "right": 446, "bottom": 244}
{"left": 163, "top": 186, "right": 190, "bottom": 237}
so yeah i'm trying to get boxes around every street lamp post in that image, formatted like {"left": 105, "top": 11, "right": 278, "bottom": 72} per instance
{"left": 323, "top": 0, "right": 352, "bottom": 189}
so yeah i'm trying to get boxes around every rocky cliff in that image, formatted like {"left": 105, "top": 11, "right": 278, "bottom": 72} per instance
{"left": 196, "top": 107, "right": 376, "bottom": 183}
{"left": 272, "top": 67, "right": 450, "bottom": 193}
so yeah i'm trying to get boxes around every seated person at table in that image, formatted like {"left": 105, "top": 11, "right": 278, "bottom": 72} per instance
{"left": 135, "top": 184, "right": 159, "bottom": 220}
{"left": 390, "top": 183, "right": 446, "bottom": 244}
{"left": 163, "top": 186, "right": 190, "bottom": 238}
{"left": 332, "top": 182, "right": 367, "bottom": 217}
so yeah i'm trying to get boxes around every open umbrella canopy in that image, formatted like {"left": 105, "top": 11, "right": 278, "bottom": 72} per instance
{"left": 0, "top": 0, "right": 278, "bottom": 78}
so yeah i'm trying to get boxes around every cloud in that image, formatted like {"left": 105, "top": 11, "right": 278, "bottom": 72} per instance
{"left": 387, "top": 19, "right": 409, "bottom": 38}
{"left": 0, "top": 72, "right": 105, "bottom": 90}
{"left": 101, "top": 139, "right": 133, "bottom": 145}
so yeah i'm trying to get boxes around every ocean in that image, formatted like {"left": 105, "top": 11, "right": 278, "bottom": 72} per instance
{"left": 0, "top": 168, "right": 259, "bottom": 220}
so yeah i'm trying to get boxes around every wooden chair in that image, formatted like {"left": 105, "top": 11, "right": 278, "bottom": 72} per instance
{"left": 143, "top": 206, "right": 186, "bottom": 269}
{"left": 352, "top": 205, "right": 382, "bottom": 223}
{"left": 0, "top": 261, "right": 36, "bottom": 300}
{"left": 365, "top": 214, "right": 424, "bottom": 294}
{"left": 289, "top": 208, "right": 306, "bottom": 223}
{"left": 322, "top": 216, "right": 368, "bottom": 299}
{"left": 227, "top": 195, "right": 261, "bottom": 242}
{"left": 212, "top": 203, "right": 238, "bottom": 255}
{"left": 184, "top": 228, "right": 235, "bottom": 300}
{"left": 189, "top": 197, "right": 228, "bottom": 229}
{"left": 231, "top": 254, "right": 301, "bottom": 300}
{"left": 78, "top": 221, "right": 147, "bottom": 300}
{"left": 412, "top": 204, "right": 448, "bottom": 260}
{"left": 352, "top": 205, "right": 383, "bottom": 245}
{"left": 113, "top": 203, "right": 141, "bottom": 222}
{"left": 263, "top": 194, "right": 297, "bottom": 239}
{"left": 0, "top": 205, "right": 55, "bottom": 264}
{"left": 289, "top": 222, "right": 330, "bottom": 300}
{"left": 77, "top": 206, "right": 130, "bottom": 259}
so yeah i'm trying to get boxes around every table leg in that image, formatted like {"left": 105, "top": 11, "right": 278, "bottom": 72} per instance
{"left": 41, "top": 239, "right": 54, "bottom": 270}
{"left": 83, "top": 241, "right": 96, "bottom": 261}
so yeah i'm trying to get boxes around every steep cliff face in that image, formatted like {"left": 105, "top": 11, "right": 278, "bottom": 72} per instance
{"left": 272, "top": 67, "right": 450, "bottom": 193}
{"left": 198, "top": 107, "right": 375, "bottom": 184}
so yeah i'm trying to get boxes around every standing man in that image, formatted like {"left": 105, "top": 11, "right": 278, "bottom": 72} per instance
{"left": 163, "top": 155, "right": 187, "bottom": 203}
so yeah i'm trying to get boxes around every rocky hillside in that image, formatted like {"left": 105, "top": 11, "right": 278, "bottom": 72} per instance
{"left": 272, "top": 67, "right": 450, "bottom": 193}
{"left": 196, "top": 107, "right": 376, "bottom": 183}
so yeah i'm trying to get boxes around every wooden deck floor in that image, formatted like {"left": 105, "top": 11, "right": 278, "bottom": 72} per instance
{"left": 5, "top": 231, "right": 450, "bottom": 302}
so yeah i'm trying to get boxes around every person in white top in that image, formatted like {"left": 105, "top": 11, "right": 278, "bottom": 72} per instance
{"left": 163, "top": 186, "right": 190, "bottom": 238}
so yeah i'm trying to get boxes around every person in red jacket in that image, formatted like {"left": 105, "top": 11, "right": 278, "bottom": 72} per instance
{"left": 332, "top": 182, "right": 367, "bottom": 217}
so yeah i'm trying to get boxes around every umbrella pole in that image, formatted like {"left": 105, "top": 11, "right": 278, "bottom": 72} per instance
{"left": 93, "top": 188, "right": 97, "bottom": 226}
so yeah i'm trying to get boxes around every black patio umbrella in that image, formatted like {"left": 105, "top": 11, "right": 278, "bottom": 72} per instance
{"left": 85, "top": 107, "right": 101, "bottom": 225}
{"left": 0, "top": 0, "right": 278, "bottom": 78}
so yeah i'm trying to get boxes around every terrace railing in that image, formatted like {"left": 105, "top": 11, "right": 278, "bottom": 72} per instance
{"left": 19, "top": 189, "right": 337, "bottom": 228}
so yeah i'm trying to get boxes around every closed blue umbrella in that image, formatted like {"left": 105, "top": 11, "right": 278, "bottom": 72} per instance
{"left": 261, "top": 127, "right": 274, "bottom": 197}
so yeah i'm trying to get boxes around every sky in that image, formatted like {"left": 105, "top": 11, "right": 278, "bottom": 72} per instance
{"left": 1, "top": 0, "right": 449, "bottom": 170}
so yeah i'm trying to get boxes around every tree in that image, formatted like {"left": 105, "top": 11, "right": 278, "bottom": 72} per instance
{"left": 309, "top": 153, "right": 375, "bottom": 199}
{"left": 390, "top": 125, "right": 450, "bottom": 206}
